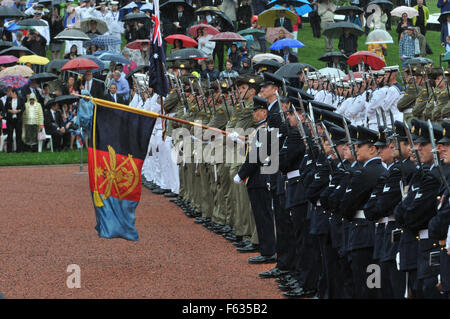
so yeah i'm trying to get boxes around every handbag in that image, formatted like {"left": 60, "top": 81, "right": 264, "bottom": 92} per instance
{"left": 38, "top": 130, "right": 47, "bottom": 141}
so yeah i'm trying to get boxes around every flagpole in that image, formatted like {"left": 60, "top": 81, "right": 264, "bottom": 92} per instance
{"left": 73, "top": 94, "right": 246, "bottom": 140}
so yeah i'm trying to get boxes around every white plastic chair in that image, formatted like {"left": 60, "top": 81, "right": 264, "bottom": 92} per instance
{"left": 38, "top": 127, "right": 53, "bottom": 152}
{"left": 0, "top": 134, "right": 7, "bottom": 152}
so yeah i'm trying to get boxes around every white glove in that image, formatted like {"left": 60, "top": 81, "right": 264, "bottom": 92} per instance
{"left": 227, "top": 131, "right": 239, "bottom": 142}
{"left": 233, "top": 174, "right": 243, "bottom": 184}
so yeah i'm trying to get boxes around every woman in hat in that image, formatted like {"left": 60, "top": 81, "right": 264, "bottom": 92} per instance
{"left": 22, "top": 93, "right": 44, "bottom": 152}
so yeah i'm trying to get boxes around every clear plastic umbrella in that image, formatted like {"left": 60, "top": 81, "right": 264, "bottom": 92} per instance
{"left": 390, "top": 6, "right": 418, "bottom": 18}
{"left": 252, "top": 53, "right": 284, "bottom": 64}
{"left": 365, "top": 29, "right": 394, "bottom": 44}
{"left": 318, "top": 67, "right": 346, "bottom": 79}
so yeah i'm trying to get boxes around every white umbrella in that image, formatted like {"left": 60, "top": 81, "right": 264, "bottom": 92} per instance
{"left": 390, "top": 6, "right": 418, "bottom": 18}
{"left": 365, "top": 29, "right": 394, "bottom": 44}
{"left": 318, "top": 67, "right": 346, "bottom": 79}
{"left": 252, "top": 53, "right": 284, "bottom": 65}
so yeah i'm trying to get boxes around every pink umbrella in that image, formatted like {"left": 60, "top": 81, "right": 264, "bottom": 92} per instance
{"left": 210, "top": 32, "right": 247, "bottom": 42}
{"left": 0, "top": 55, "right": 18, "bottom": 65}
{"left": 188, "top": 24, "right": 220, "bottom": 37}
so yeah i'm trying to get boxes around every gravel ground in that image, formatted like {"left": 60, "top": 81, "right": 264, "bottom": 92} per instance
{"left": 0, "top": 165, "right": 282, "bottom": 299}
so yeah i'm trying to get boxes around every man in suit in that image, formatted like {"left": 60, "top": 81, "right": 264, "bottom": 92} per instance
{"left": 274, "top": 10, "right": 293, "bottom": 33}
{"left": 4, "top": 88, "right": 25, "bottom": 153}
{"left": 82, "top": 70, "right": 105, "bottom": 99}
{"left": 23, "top": 80, "right": 45, "bottom": 107}
{"left": 104, "top": 83, "right": 125, "bottom": 104}
{"left": 441, "top": 13, "right": 450, "bottom": 47}
{"left": 0, "top": 18, "right": 12, "bottom": 42}
{"left": 44, "top": 101, "right": 70, "bottom": 151}
{"left": 172, "top": 5, "right": 190, "bottom": 35}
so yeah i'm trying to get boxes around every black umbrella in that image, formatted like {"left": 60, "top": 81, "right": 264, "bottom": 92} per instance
{"left": 318, "top": 51, "right": 348, "bottom": 62}
{"left": 367, "top": 0, "right": 393, "bottom": 11}
{"left": 167, "top": 48, "right": 208, "bottom": 61}
{"left": 334, "top": 5, "right": 364, "bottom": 15}
{"left": 286, "top": 86, "right": 314, "bottom": 101}
{"left": 126, "top": 65, "right": 150, "bottom": 80}
{"left": 0, "top": 40, "right": 14, "bottom": 51}
{"left": 195, "top": 7, "right": 234, "bottom": 32}
{"left": 18, "top": 19, "right": 48, "bottom": 27}
{"left": 47, "top": 58, "right": 69, "bottom": 70}
{"left": 0, "top": 46, "right": 34, "bottom": 57}
{"left": 253, "top": 59, "right": 282, "bottom": 72}
{"left": 439, "top": 11, "right": 450, "bottom": 24}
{"left": 30, "top": 72, "right": 58, "bottom": 83}
{"left": 404, "top": 57, "right": 434, "bottom": 66}
{"left": 121, "top": 12, "right": 151, "bottom": 22}
{"left": 161, "top": 0, "right": 195, "bottom": 18}
{"left": 0, "top": 6, "right": 27, "bottom": 18}
{"left": 55, "top": 95, "right": 80, "bottom": 105}
{"left": 275, "top": 62, "right": 316, "bottom": 78}
{"left": 323, "top": 22, "right": 364, "bottom": 38}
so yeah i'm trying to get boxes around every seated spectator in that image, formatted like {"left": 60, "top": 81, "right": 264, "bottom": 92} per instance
{"left": 281, "top": 48, "right": 298, "bottom": 63}
{"left": 228, "top": 43, "right": 242, "bottom": 72}
{"left": 44, "top": 101, "right": 70, "bottom": 151}
{"left": 239, "top": 58, "right": 253, "bottom": 75}
{"left": 64, "top": 44, "right": 80, "bottom": 60}
{"left": 239, "top": 41, "right": 250, "bottom": 61}
{"left": 171, "top": 39, "right": 184, "bottom": 54}
{"left": 62, "top": 75, "right": 80, "bottom": 96}
{"left": 104, "top": 83, "right": 126, "bottom": 104}
{"left": 201, "top": 59, "right": 220, "bottom": 81}
{"left": 219, "top": 61, "right": 239, "bottom": 79}
{"left": 110, "top": 71, "right": 130, "bottom": 101}
{"left": 345, "top": 10, "right": 362, "bottom": 28}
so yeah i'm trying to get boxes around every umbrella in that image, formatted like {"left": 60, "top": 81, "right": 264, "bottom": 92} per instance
{"left": 61, "top": 58, "right": 100, "bottom": 71}
{"left": 195, "top": 7, "right": 235, "bottom": 32}
{"left": 0, "top": 40, "right": 14, "bottom": 51}
{"left": 266, "top": 27, "right": 294, "bottom": 43}
{"left": 365, "top": 29, "right": 394, "bottom": 44}
{"left": 140, "top": 3, "right": 153, "bottom": 12}
{"left": 270, "top": 38, "right": 304, "bottom": 50}
{"left": 238, "top": 28, "right": 266, "bottom": 38}
{"left": 0, "top": 75, "right": 29, "bottom": 88}
{"left": 318, "top": 67, "right": 346, "bottom": 79}
{"left": 253, "top": 59, "right": 283, "bottom": 72}
{"left": 18, "top": 55, "right": 49, "bottom": 65}
{"left": 0, "top": 46, "right": 34, "bottom": 57}
{"left": 269, "top": 3, "right": 312, "bottom": 16}
{"left": 188, "top": 24, "right": 220, "bottom": 37}
{"left": 318, "top": 51, "right": 348, "bottom": 62}
{"left": 347, "top": 51, "right": 386, "bottom": 70}
{"left": 323, "top": 22, "right": 364, "bottom": 38}
{"left": 390, "top": 6, "right": 418, "bottom": 18}
{"left": 210, "top": 32, "right": 246, "bottom": 42}
{"left": 367, "top": 0, "right": 393, "bottom": 11}
{"left": 78, "top": 55, "right": 105, "bottom": 72}
{"left": 0, "top": 65, "right": 34, "bottom": 77}
{"left": 126, "top": 65, "right": 150, "bottom": 80}
{"left": 275, "top": 63, "right": 316, "bottom": 79}
{"left": 121, "top": 12, "right": 151, "bottom": 21}
{"left": 257, "top": 7, "right": 298, "bottom": 28}
{"left": 166, "top": 48, "right": 208, "bottom": 61}
{"left": 252, "top": 53, "right": 284, "bottom": 64}
{"left": 165, "top": 34, "right": 198, "bottom": 47}
{"left": 92, "top": 35, "right": 122, "bottom": 47}
{"left": 46, "top": 59, "right": 69, "bottom": 70}
{"left": 29, "top": 72, "right": 58, "bottom": 83}
{"left": 0, "top": 55, "right": 18, "bottom": 65}
{"left": 54, "top": 95, "right": 80, "bottom": 105}
{"left": 0, "top": 6, "right": 26, "bottom": 18}
{"left": 125, "top": 39, "right": 150, "bottom": 50}
{"left": 54, "top": 29, "right": 91, "bottom": 41}
{"left": 17, "top": 19, "right": 48, "bottom": 27}
{"left": 404, "top": 57, "right": 434, "bottom": 65}
{"left": 334, "top": 5, "right": 364, "bottom": 15}
{"left": 161, "top": 0, "right": 195, "bottom": 18}
{"left": 265, "top": 0, "right": 310, "bottom": 9}
{"left": 100, "top": 54, "right": 131, "bottom": 65}
{"left": 438, "top": 11, "right": 450, "bottom": 24}
{"left": 77, "top": 18, "right": 109, "bottom": 35}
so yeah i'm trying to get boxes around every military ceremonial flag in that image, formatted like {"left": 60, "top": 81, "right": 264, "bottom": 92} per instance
{"left": 88, "top": 103, "right": 156, "bottom": 241}
{"left": 148, "top": 0, "right": 169, "bottom": 97}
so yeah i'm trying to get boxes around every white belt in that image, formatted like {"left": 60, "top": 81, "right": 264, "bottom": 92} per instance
{"left": 287, "top": 169, "right": 300, "bottom": 179}
{"left": 355, "top": 210, "right": 366, "bottom": 219}
{"left": 403, "top": 108, "right": 413, "bottom": 114}
{"left": 419, "top": 229, "right": 429, "bottom": 239}
{"left": 377, "top": 215, "right": 395, "bottom": 224}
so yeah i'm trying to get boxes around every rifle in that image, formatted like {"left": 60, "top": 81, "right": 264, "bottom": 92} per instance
{"left": 428, "top": 119, "right": 450, "bottom": 195}
{"left": 176, "top": 72, "right": 189, "bottom": 114}
{"left": 216, "top": 79, "right": 230, "bottom": 120}
{"left": 441, "top": 67, "right": 450, "bottom": 98}
{"left": 322, "top": 121, "right": 345, "bottom": 169}
{"left": 295, "top": 93, "right": 314, "bottom": 158}
{"left": 275, "top": 91, "right": 286, "bottom": 123}
{"left": 302, "top": 69, "right": 310, "bottom": 91}
{"left": 388, "top": 110, "right": 406, "bottom": 186}
{"left": 408, "top": 64, "right": 419, "bottom": 94}
{"left": 342, "top": 117, "right": 358, "bottom": 164}
{"left": 403, "top": 120, "right": 423, "bottom": 171}
{"left": 189, "top": 78, "right": 203, "bottom": 112}
{"left": 196, "top": 79, "right": 211, "bottom": 113}
{"left": 206, "top": 74, "right": 217, "bottom": 112}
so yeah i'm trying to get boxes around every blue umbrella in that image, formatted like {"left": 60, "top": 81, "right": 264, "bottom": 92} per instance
{"left": 92, "top": 50, "right": 117, "bottom": 57}
{"left": 91, "top": 35, "right": 122, "bottom": 47}
{"left": 267, "top": 0, "right": 310, "bottom": 7}
{"left": 271, "top": 3, "right": 312, "bottom": 15}
{"left": 100, "top": 54, "right": 131, "bottom": 65}
{"left": 270, "top": 38, "right": 305, "bottom": 50}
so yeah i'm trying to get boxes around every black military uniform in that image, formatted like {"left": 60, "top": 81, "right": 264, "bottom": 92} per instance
{"left": 340, "top": 126, "right": 387, "bottom": 299}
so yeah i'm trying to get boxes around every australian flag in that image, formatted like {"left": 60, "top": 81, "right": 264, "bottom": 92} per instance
{"left": 148, "top": 0, "right": 169, "bottom": 97}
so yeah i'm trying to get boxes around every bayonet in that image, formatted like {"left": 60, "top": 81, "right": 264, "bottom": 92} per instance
{"left": 428, "top": 119, "right": 450, "bottom": 195}
{"left": 404, "top": 120, "right": 422, "bottom": 171}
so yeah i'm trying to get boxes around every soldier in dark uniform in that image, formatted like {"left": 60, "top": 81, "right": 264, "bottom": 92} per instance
{"left": 429, "top": 120, "right": 450, "bottom": 299}
{"left": 234, "top": 97, "right": 276, "bottom": 264}
{"left": 340, "top": 126, "right": 387, "bottom": 298}
{"left": 394, "top": 119, "right": 445, "bottom": 298}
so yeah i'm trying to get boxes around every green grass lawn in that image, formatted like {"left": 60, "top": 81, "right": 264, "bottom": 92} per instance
{"left": 0, "top": 149, "right": 88, "bottom": 166}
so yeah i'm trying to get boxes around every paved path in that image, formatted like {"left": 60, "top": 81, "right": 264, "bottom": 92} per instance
{"left": 0, "top": 165, "right": 282, "bottom": 298}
